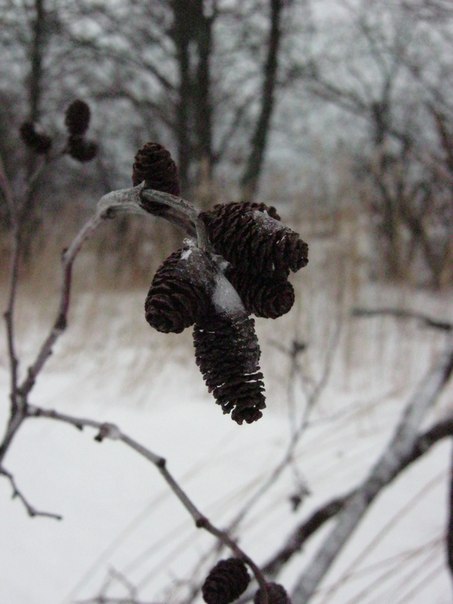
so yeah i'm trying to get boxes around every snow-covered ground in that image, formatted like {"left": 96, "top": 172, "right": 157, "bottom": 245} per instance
{"left": 1, "top": 231, "right": 452, "bottom": 603}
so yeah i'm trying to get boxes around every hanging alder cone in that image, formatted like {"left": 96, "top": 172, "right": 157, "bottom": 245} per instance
{"left": 254, "top": 583, "right": 292, "bottom": 604}
{"left": 132, "top": 142, "right": 180, "bottom": 199}
{"left": 67, "top": 135, "right": 98, "bottom": 162}
{"left": 225, "top": 269, "right": 295, "bottom": 319}
{"left": 193, "top": 309, "right": 265, "bottom": 424}
{"left": 64, "top": 99, "right": 91, "bottom": 136}
{"left": 19, "top": 121, "right": 52, "bottom": 154}
{"left": 145, "top": 247, "right": 214, "bottom": 333}
{"left": 202, "top": 558, "right": 250, "bottom": 604}
{"left": 200, "top": 202, "right": 308, "bottom": 276}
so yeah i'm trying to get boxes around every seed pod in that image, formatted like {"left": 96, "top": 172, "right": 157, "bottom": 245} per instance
{"left": 132, "top": 142, "right": 180, "bottom": 198}
{"left": 201, "top": 202, "right": 308, "bottom": 277}
{"left": 193, "top": 310, "right": 266, "bottom": 424}
{"left": 19, "top": 121, "right": 52, "bottom": 154}
{"left": 145, "top": 247, "right": 214, "bottom": 333}
{"left": 225, "top": 268, "right": 295, "bottom": 319}
{"left": 202, "top": 558, "right": 250, "bottom": 604}
{"left": 64, "top": 99, "right": 91, "bottom": 136}
{"left": 67, "top": 135, "right": 98, "bottom": 162}
{"left": 254, "top": 583, "right": 291, "bottom": 604}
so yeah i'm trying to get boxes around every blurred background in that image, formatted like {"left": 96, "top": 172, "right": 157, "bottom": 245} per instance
{"left": 0, "top": 1, "right": 452, "bottom": 603}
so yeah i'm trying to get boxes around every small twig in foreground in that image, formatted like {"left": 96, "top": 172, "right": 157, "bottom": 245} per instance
{"left": 291, "top": 337, "right": 453, "bottom": 602}
{"left": 0, "top": 467, "right": 62, "bottom": 520}
{"left": 26, "top": 405, "right": 269, "bottom": 603}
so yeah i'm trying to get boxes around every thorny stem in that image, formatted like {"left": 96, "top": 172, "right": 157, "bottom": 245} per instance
{"left": 27, "top": 405, "right": 269, "bottom": 602}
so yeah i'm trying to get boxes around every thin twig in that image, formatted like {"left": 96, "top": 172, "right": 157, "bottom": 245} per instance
{"left": 352, "top": 307, "right": 453, "bottom": 332}
{"left": 26, "top": 405, "right": 269, "bottom": 603}
{"left": 291, "top": 336, "right": 453, "bottom": 602}
{"left": 0, "top": 466, "right": 62, "bottom": 520}
{"left": 262, "top": 414, "right": 453, "bottom": 579}
{"left": 447, "top": 443, "right": 453, "bottom": 580}
{"left": 140, "top": 188, "right": 209, "bottom": 249}
{"left": 0, "top": 156, "right": 20, "bottom": 415}
{"left": 17, "top": 185, "right": 148, "bottom": 398}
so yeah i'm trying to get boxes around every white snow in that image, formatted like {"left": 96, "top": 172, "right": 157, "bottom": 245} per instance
{"left": 0, "top": 244, "right": 452, "bottom": 603}
{"left": 180, "top": 248, "right": 192, "bottom": 261}
{"left": 211, "top": 272, "right": 245, "bottom": 316}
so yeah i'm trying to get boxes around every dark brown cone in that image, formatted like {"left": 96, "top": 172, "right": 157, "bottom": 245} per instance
{"left": 226, "top": 268, "right": 295, "bottom": 319}
{"left": 132, "top": 142, "right": 180, "bottom": 202}
{"left": 254, "top": 583, "right": 291, "bottom": 604}
{"left": 202, "top": 558, "right": 250, "bottom": 604}
{"left": 201, "top": 202, "right": 308, "bottom": 277}
{"left": 145, "top": 247, "right": 214, "bottom": 333}
{"left": 65, "top": 99, "right": 91, "bottom": 136}
{"left": 67, "top": 136, "right": 98, "bottom": 162}
{"left": 19, "top": 121, "right": 52, "bottom": 154}
{"left": 193, "top": 311, "right": 266, "bottom": 424}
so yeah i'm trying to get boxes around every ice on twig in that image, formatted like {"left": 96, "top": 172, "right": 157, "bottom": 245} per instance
{"left": 211, "top": 273, "right": 245, "bottom": 316}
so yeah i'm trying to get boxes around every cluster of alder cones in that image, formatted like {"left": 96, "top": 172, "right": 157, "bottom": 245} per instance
{"left": 20, "top": 99, "right": 97, "bottom": 162}
{"left": 134, "top": 142, "right": 308, "bottom": 425}
{"left": 201, "top": 557, "right": 291, "bottom": 604}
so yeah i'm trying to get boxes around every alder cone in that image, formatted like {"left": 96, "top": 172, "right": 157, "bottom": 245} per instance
{"left": 145, "top": 248, "right": 213, "bottom": 334}
{"left": 254, "top": 583, "right": 292, "bottom": 604}
{"left": 67, "top": 136, "right": 98, "bottom": 162}
{"left": 19, "top": 121, "right": 52, "bottom": 154}
{"left": 64, "top": 99, "right": 91, "bottom": 136}
{"left": 132, "top": 142, "right": 180, "bottom": 200}
{"left": 202, "top": 558, "right": 250, "bottom": 604}
{"left": 201, "top": 202, "right": 308, "bottom": 276}
{"left": 193, "top": 311, "right": 265, "bottom": 424}
{"left": 226, "top": 269, "right": 295, "bottom": 319}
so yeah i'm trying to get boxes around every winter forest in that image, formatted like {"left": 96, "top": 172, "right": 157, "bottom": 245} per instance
{"left": 0, "top": 0, "right": 452, "bottom": 603}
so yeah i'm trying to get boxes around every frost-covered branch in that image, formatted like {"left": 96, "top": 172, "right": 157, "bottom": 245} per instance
{"left": 291, "top": 336, "right": 453, "bottom": 602}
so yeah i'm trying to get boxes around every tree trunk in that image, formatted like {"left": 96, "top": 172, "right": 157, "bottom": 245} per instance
{"left": 240, "top": 0, "right": 284, "bottom": 201}
{"left": 171, "top": 0, "right": 193, "bottom": 195}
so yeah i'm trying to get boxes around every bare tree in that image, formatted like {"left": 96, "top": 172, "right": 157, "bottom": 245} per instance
{"left": 291, "top": 0, "right": 453, "bottom": 286}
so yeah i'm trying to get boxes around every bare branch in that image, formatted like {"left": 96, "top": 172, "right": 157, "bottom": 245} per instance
{"left": 0, "top": 467, "right": 62, "bottom": 520}
{"left": 262, "top": 414, "right": 453, "bottom": 579}
{"left": 352, "top": 307, "right": 453, "bottom": 332}
{"left": 26, "top": 405, "right": 269, "bottom": 602}
{"left": 262, "top": 494, "right": 351, "bottom": 577}
{"left": 448, "top": 445, "right": 453, "bottom": 580}
{"left": 17, "top": 185, "right": 148, "bottom": 398}
{"left": 291, "top": 336, "right": 453, "bottom": 602}
{"left": 0, "top": 156, "right": 20, "bottom": 415}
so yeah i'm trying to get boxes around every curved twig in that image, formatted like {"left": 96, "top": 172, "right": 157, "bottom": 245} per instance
{"left": 27, "top": 405, "right": 269, "bottom": 602}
